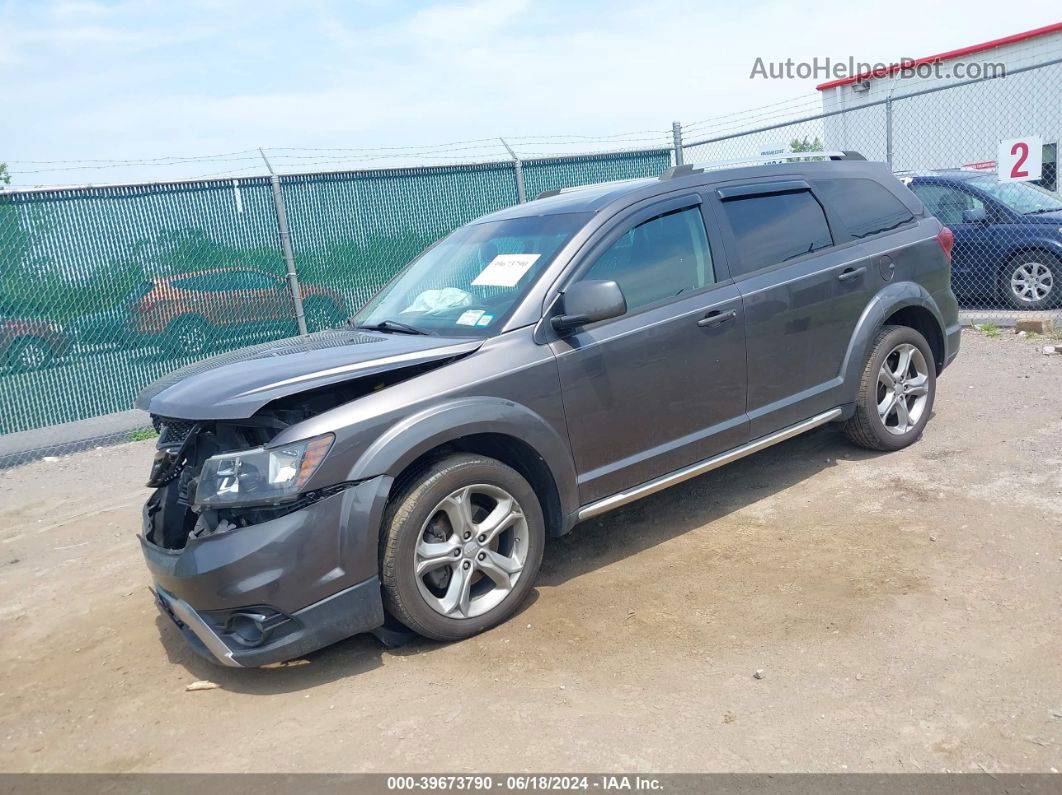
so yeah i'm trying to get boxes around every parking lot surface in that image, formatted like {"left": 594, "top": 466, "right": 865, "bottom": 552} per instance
{"left": 0, "top": 330, "right": 1060, "bottom": 773}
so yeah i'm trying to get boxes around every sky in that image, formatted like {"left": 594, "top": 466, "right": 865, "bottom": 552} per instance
{"left": 2, "top": 0, "right": 1060, "bottom": 187}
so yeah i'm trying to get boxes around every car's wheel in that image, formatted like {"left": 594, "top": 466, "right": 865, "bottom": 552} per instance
{"left": 380, "top": 454, "right": 545, "bottom": 642}
{"left": 303, "top": 297, "right": 345, "bottom": 332}
{"left": 843, "top": 325, "right": 936, "bottom": 452}
{"left": 163, "top": 315, "right": 212, "bottom": 357}
{"left": 6, "top": 337, "right": 54, "bottom": 373}
{"left": 1002, "top": 252, "right": 1059, "bottom": 310}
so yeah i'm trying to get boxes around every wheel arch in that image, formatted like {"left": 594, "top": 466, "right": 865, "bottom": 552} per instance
{"left": 839, "top": 282, "right": 948, "bottom": 399}
{"left": 882, "top": 305, "right": 945, "bottom": 373}
{"left": 1000, "top": 240, "right": 1062, "bottom": 270}
{"left": 348, "top": 397, "right": 579, "bottom": 537}
{"left": 165, "top": 312, "right": 210, "bottom": 329}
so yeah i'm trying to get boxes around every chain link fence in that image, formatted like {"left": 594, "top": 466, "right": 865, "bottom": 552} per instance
{"left": 0, "top": 149, "right": 669, "bottom": 464}
{"left": 1, "top": 56, "right": 1059, "bottom": 466}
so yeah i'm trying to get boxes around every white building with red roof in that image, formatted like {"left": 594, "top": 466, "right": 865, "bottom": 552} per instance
{"left": 817, "top": 23, "right": 1061, "bottom": 188}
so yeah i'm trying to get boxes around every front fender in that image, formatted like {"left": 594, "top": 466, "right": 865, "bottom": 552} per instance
{"left": 837, "top": 281, "right": 947, "bottom": 403}
{"left": 347, "top": 396, "right": 580, "bottom": 522}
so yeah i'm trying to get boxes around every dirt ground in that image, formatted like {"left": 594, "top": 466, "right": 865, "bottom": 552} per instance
{"left": 1, "top": 329, "right": 1060, "bottom": 774}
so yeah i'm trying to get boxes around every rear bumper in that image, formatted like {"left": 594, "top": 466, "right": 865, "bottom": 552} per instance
{"left": 943, "top": 322, "right": 962, "bottom": 369}
{"left": 152, "top": 577, "right": 383, "bottom": 667}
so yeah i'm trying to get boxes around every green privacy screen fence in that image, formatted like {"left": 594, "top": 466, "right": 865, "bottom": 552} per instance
{"left": 0, "top": 148, "right": 671, "bottom": 443}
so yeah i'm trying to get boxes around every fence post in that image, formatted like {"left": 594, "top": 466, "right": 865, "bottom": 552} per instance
{"left": 499, "top": 138, "right": 526, "bottom": 203}
{"left": 672, "top": 121, "right": 685, "bottom": 166}
{"left": 260, "top": 148, "right": 308, "bottom": 337}
{"left": 884, "top": 95, "right": 893, "bottom": 168}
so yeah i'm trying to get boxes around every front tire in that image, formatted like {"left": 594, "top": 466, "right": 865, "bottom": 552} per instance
{"left": 1002, "top": 252, "right": 1059, "bottom": 310}
{"left": 844, "top": 325, "right": 936, "bottom": 452}
{"left": 380, "top": 454, "right": 545, "bottom": 642}
{"left": 163, "top": 315, "right": 212, "bottom": 358}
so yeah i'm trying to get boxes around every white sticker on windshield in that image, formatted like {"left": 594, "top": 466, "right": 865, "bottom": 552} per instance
{"left": 456, "top": 309, "right": 486, "bottom": 326}
{"left": 471, "top": 254, "right": 541, "bottom": 288}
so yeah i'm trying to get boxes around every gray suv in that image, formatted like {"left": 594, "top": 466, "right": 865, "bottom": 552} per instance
{"left": 137, "top": 154, "right": 961, "bottom": 667}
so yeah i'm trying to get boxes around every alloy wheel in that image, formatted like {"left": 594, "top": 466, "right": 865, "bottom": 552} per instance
{"left": 1009, "top": 261, "right": 1053, "bottom": 305}
{"left": 876, "top": 343, "right": 930, "bottom": 435}
{"left": 177, "top": 324, "right": 207, "bottom": 354}
{"left": 414, "top": 484, "right": 529, "bottom": 619}
{"left": 16, "top": 340, "right": 49, "bottom": 370}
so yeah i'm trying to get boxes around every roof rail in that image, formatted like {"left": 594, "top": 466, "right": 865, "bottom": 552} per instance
{"left": 660, "top": 150, "right": 865, "bottom": 180}
{"left": 535, "top": 177, "right": 649, "bottom": 200}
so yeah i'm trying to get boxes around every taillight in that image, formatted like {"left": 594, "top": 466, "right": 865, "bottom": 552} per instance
{"left": 936, "top": 226, "right": 954, "bottom": 264}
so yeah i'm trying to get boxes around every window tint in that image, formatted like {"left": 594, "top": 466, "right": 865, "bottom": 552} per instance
{"left": 581, "top": 206, "right": 714, "bottom": 312}
{"left": 815, "top": 178, "right": 914, "bottom": 238}
{"left": 909, "top": 184, "right": 984, "bottom": 226}
{"left": 720, "top": 191, "right": 833, "bottom": 276}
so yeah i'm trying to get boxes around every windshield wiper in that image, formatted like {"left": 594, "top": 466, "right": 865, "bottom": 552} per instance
{"left": 1024, "top": 208, "right": 1060, "bottom": 215}
{"left": 351, "top": 319, "right": 435, "bottom": 336}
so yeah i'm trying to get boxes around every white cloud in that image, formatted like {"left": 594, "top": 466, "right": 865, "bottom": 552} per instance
{"left": 48, "top": 1, "right": 114, "bottom": 21}
{"left": 408, "top": 0, "right": 530, "bottom": 41}
{"left": 4, "top": 0, "right": 1062, "bottom": 185}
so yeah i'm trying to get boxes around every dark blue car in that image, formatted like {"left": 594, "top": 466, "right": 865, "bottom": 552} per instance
{"left": 906, "top": 172, "right": 1062, "bottom": 309}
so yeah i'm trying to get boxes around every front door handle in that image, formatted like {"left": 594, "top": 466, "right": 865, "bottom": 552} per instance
{"left": 837, "top": 266, "right": 867, "bottom": 282}
{"left": 697, "top": 309, "right": 737, "bottom": 328}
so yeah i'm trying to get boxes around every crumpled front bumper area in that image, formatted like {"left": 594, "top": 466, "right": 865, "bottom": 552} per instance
{"left": 151, "top": 578, "right": 383, "bottom": 667}
{"left": 140, "top": 478, "right": 390, "bottom": 667}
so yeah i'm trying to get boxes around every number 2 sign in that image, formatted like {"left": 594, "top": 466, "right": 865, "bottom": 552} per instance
{"left": 997, "top": 137, "right": 1043, "bottom": 182}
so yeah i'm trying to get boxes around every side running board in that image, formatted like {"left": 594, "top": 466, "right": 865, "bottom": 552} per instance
{"left": 577, "top": 408, "right": 843, "bottom": 521}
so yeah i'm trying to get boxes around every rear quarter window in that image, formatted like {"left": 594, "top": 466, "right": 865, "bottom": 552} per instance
{"left": 814, "top": 178, "right": 914, "bottom": 239}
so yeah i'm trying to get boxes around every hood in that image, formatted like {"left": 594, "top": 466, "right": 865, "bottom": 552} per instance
{"left": 1022, "top": 210, "right": 1062, "bottom": 225}
{"left": 137, "top": 328, "right": 483, "bottom": 420}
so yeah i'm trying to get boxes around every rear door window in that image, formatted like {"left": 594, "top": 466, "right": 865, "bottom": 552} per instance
{"left": 719, "top": 190, "right": 833, "bottom": 277}
{"left": 815, "top": 178, "right": 914, "bottom": 238}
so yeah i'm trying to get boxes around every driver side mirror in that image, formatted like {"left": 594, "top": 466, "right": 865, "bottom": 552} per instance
{"left": 962, "top": 207, "right": 988, "bottom": 224}
{"left": 551, "top": 280, "right": 627, "bottom": 334}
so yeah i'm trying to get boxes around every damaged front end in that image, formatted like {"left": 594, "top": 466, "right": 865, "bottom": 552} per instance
{"left": 136, "top": 329, "right": 483, "bottom": 666}
{"left": 144, "top": 412, "right": 344, "bottom": 553}
{"left": 140, "top": 329, "right": 482, "bottom": 552}
{"left": 141, "top": 407, "right": 389, "bottom": 667}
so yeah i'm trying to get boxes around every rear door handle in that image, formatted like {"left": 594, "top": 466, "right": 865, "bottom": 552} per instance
{"left": 837, "top": 266, "right": 867, "bottom": 282}
{"left": 697, "top": 309, "right": 737, "bottom": 328}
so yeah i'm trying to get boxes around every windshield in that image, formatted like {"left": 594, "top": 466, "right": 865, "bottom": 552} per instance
{"left": 967, "top": 176, "right": 1062, "bottom": 214}
{"left": 353, "top": 212, "right": 591, "bottom": 336}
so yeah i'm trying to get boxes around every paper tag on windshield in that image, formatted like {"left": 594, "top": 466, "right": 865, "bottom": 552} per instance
{"left": 456, "top": 310, "right": 485, "bottom": 326}
{"left": 471, "top": 254, "right": 541, "bottom": 288}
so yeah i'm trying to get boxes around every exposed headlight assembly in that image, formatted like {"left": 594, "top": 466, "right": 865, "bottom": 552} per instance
{"left": 195, "top": 433, "right": 334, "bottom": 509}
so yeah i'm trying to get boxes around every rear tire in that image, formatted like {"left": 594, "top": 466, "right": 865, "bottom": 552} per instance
{"left": 844, "top": 325, "right": 936, "bottom": 452}
{"left": 303, "top": 297, "right": 345, "bottom": 332}
{"left": 6, "top": 337, "right": 54, "bottom": 373}
{"left": 380, "top": 454, "right": 545, "bottom": 642}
